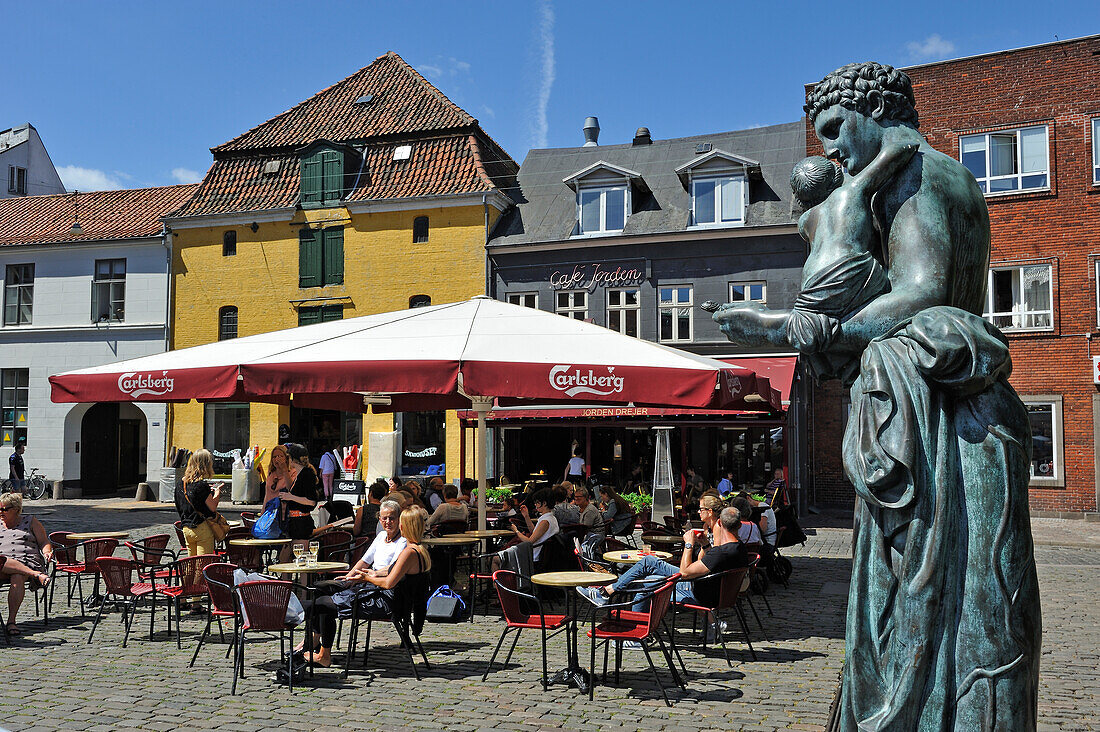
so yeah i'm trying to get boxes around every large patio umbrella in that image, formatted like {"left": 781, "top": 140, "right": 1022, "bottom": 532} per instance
{"left": 50, "top": 296, "right": 780, "bottom": 529}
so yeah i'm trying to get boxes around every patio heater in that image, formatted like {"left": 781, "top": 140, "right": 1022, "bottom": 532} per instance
{"left": 651, "top": 426, "right": 675, "bottom": 524}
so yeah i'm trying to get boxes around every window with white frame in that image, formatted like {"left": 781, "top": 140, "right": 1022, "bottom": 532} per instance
{"left": 1, "top": 368, "right": 29, "bottom": 446}
{"left": 3, "top": 264, "right": 34, "bottom": 326}
{"left": 507, "top": 292, "right": 538, "bottom": 309}
{"left": 1092, "top": 118, "right": 1100, "bottom": 184}
{"left": 729, "top": 281, "right": 766, "bottom": 303}
{"left": 607, "top": 288, "right": 640, "bottom": 337}
{"left": 691, "top": 175, "right": 746, "bottom": 226}
{"left": 658, "top": 286, "right": 693, "bottom": 342}
{"left": 578, "top": 184, "right": 628, "bottom": 234}
{"left": 1020, "top": 395, "right": 1063, "bottom": 486}
{"left": 960, "top": 125, "right": 1049, "bottom": 194}
{"left": 983, "top": 265, "right": 1052, "bottom": 331}
{"left": 91, "top": 259, "right": 126, "bottom": 322}
{"left": 555, "top": 290, "right": 587, "bottom": 320}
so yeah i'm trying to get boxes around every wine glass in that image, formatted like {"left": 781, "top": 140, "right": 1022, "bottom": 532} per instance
{"left": 292, "top": 543, "right": 305, "bottom": 567}
{"left": 308, "top": 541, "right": 320, "bottom": 567}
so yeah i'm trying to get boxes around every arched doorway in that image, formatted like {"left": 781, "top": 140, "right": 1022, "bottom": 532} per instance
{"left": 80, "top": 403, "right": 147, "bottom": 495}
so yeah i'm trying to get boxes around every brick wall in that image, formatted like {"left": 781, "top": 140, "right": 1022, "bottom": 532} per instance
{"left": 804, "top": 35, "right": 1100, "bottom": 511}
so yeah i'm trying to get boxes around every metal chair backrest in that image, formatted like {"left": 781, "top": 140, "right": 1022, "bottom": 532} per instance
{"left": 715, "top": 567, "right": 751, "bottom": 610}
{"left": 643, "top": 578, "right": 678, "bottom": 632}
{"left": 223, "top": 527, "right": 251, "bottom": 544}
{"left": 225, "top": 542, "right": 264, "bottom": 572}
{"left": 95, "top": 557, "right": 136, "bottom": 595}
{"left": 433, "top": 520, "right": 468, "bottom": 537}
{"left": 202, "top": 563, "right": 239, "bottom": 614}
{"left": 173, "top": 521, "right": 187, "bottom": 551}
{"left": 235, "top": 580, "right": 292, "bottom": 631}
{"left": 82, "top": 538, "right": 119, "bottom": 572}
{"left": 492, "top": 570, "right": 539, "bottom": 625}
{"left": 239, "top": 512, "right": 258, "bottom": 529}
{"left": 741, "top": 553, "right": 760, "bottom": 593}
{"left": 318, "top": 529, "right": 353, "bottom": 559}
{"left": 663, "top": 515, "right": 682, "bottom": 533}
{"left": 177, "top": 554, "right": 219, "bottom": 595}
{"left": 125, "top": 536, "right": 175, "bottom": 569}
{"left": 49, "top": 532, "right": 78, "bottom": 565}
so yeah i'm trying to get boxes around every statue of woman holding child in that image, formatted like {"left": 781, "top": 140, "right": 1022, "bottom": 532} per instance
{"left": 712, "top": 62, "right": 1041, "bottom": 731}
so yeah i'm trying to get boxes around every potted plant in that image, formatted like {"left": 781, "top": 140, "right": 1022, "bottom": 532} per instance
{"left": 622, "top": 491, "right": 653, "bottom": 523}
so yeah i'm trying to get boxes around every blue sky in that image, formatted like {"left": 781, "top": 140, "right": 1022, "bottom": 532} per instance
{"left": 5, "top": 0, "right": 1097, "bottom": 192}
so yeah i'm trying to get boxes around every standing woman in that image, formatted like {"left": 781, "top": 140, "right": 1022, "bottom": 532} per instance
{"left": 281, "top": 443, "right": 320, "bottom": 555}
{"left": 175, "top": 449, "right": 222, "bottom": 556}
{"left": 264, "top": 444, "right": 290, "bottom": 505}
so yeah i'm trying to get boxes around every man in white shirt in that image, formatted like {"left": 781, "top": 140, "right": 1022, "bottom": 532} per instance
{"left": 343, "top": 501, "right": 406, "bottom": 576}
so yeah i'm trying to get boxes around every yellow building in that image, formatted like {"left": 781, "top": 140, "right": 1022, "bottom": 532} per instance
{"left": 164, "top": 52, "right": 517, "bottom": 480}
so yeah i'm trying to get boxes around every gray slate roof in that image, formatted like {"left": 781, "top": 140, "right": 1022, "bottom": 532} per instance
{"left": 490, "top": 120, "right": 805, "bottom": 247}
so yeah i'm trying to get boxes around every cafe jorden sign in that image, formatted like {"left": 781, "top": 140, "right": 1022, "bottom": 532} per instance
{"left": 549, "top": 262, "right": 645, "bottom": 292}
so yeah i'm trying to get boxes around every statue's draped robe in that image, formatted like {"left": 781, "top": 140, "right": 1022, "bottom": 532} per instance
{"left": 839, "top": 307, "right": 1041, "bottom": 731}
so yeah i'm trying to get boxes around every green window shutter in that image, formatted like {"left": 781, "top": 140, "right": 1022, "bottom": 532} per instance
{"left": 321, "top": 149, "right": 343, "bottom": 202}
{"left": 298, "top": 306, "right": 321, "bottom": 326}
{"left": 322, "top": 227, "right": 344, "bottom": 286}
{"left": 301, "top": 152, "right": 321, "bottom": 206}
{"left": 321, "top": 304, "right": 343, "bottom": 322}
{"left": 299, "top": 228, "right": 321, "bottom": 288}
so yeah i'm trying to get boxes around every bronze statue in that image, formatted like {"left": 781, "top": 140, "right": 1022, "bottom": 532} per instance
{"left": 713, "top": 62, "right": 1041, "bottom": 730}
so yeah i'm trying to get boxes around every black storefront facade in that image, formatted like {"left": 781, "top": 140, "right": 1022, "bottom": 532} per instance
{"left": 476, "top": 121, "right": 810, "bottom": 504}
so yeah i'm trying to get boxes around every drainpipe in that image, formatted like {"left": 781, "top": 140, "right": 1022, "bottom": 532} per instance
{"left": 161, "top": 224, "right": 174, "bottom": 475}
{"left": 483, "top": 194, "right": 490, "bottom": 296}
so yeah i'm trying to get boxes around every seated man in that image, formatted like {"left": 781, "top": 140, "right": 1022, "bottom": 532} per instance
{"left": 716, "top": 470, "right": 735, "bottom": 498}
{"left": 578, "top": 498, "right": 747, "bottom": 612}
{"left": 426, "top": 485, "right": 469, "bottom": 529}
{"left": 573, "top": 486, "right": 603, "bottom": 534}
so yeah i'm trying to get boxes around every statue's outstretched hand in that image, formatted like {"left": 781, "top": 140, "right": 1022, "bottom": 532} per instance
{"left": 711, "top": 301, "right": 790, "bottom": 348}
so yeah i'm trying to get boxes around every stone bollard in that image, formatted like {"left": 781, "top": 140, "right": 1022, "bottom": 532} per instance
{"left": 52, "top": 480, "right": 63, "bottom": 500}
{"left": 135, "top": 482, "right": 153, "bottom": 501}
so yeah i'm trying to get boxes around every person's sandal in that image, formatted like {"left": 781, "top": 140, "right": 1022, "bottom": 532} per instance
{"left": 6, "top": 623, "right": 20, "bottom": 636}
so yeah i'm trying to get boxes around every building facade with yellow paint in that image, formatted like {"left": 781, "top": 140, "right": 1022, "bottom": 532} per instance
{"left": 164, "top": 52, "right": 517, "bottom": 479}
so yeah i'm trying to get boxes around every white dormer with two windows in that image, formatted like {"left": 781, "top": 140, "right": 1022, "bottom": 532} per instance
{"left": 676, "top": 150, "right": 758, "bottom": 228}
{"left": 563, "top": 162, "right": 646, "bottom": 237}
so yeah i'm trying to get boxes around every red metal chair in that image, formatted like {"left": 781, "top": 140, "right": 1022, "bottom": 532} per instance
{"left": 47, "top": 531, "right": 80, "bottom": 613}
{"left": 317, "top": 530, "right": 353, "bottom": 562}
{"left": 586, "top": 576, "right": 685, "bottom": 707}
{"left": 124, "top": 535, "right": 177, "bottom": 581}
{"left": 88, "top": 557, "right": 159, "bottom": 647}
{"left": 57, "top": 538, "right": 118, "bottom": 618}
{"left": 676, "top": 565, "right": 756, "bottom": 663}
{"left": 225, "top": 541, "right": 264, "bottom": 572}
{"left": 172, "top": 521, "right": 188, "bottom": 554}
{"left": 157, "top": 554, "right": 219, "bottom": 648}
{"left": 232, "top": 580, "right": 296, "bottom": 694}
{"left": 190, "top": 562, "right": 239, "bottom": 667}
{"left": 482, "top": 570, "right": 571, "bottom": 688}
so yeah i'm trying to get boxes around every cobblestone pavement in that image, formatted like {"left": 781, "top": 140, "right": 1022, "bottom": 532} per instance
{"left": 0, "top": 501, "right": 1094, "bottom": 731}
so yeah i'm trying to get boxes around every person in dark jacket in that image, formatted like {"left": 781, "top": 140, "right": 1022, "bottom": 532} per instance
{"left": 281, "top": 443, "right": 320, "bottom": 557}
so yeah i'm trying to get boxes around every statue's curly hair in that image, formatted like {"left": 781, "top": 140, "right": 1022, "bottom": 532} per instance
{"left": 790, "top": 156, "right": 843, "bottom": 208}
{"left": 805, "top": 62, "right": 919, "bottom": 129}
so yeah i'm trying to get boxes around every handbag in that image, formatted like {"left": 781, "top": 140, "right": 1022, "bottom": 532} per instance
{"left": 252, "top": 497, "right": 284, "bottom": 539}
{"left": 208, "top": 512, "right": 231, "bottom": 542}
{"left": 425, "top": 585, "right": 465, "bottom": 623}
{"left": 333, "top": 585, "right": 393, "bottom": 618}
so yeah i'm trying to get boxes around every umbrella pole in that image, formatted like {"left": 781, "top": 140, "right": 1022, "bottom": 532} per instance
{"left": 473, "top": 399, "right": 491, "bottom": 532}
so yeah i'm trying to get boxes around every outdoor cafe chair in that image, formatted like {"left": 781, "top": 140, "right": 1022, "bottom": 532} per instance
{"left": 232, "top": 579, "right": 297, "bottom": 694}
{"left": 47, "top": 531, "right": 80, "bottom": 613}
{"left": 172, "top": 521, "right": 188, "bottom": 553}
{"left": 58, "top": 538, "right": 118, "bottom": 618}
{"left": 675, "top": 565, "right": 756, "bottom": 663}
{"left": 88, "top": 557, "right": 161, "bottom": 647}
{"left": 483, "top": 570, "right": 571, "bottom": 688}
{"left": 190, "top": 562, "right": 239, "bottom": 667}
{"left": 156, "top": 554, "right": 219, "bottom": 648}
{"left": 225, "top": 541, "right": 264, "bottom": 573}
{"left": 586, "top": 577, "right": 685, "bottom": 707}
{"left": 124, "top": 536, "right": 177, "bottom": 581}
{"left": 317, "top": 530, "right": 354, "bottom": 562}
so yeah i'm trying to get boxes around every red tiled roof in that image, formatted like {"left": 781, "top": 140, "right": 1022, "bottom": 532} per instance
{"left": 0, "top": 185, "right": 198, "bottom": 247}
{"left": 213, "top": 52, "right": 475, "bottom": 154}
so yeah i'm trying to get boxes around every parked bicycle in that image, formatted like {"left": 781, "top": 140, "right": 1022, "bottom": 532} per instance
{"left": 1, "top": 467, "right": 48, "bottom": 500}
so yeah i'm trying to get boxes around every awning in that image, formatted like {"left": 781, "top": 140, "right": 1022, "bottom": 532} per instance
{"left": 459, "top": 355, "right": 797, "bottom": 423}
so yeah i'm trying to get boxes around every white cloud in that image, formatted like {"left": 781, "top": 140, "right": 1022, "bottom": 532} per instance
{"left": 56, "top": 165, "right": 123, "bottom": 192}
{"left": 529, "top": 0, "right": 555, "bottom": 149}
{"left": 906, "top": 34, "right": 956, "bottom": 62}
{"left": 449, "top": 57, "right": 471, "bottom": 74}
{"left": 481, "top": 105, "right": 496, "bottom": 119}
{"left": 420, "top": 64, "right": 443, "bottom": 78}
{"left": 171, "top": 167, "right": 202, "bottom": 184}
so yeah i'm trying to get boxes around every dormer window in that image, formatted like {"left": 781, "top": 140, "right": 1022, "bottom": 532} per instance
{"left": 563, "top": 161, "right": 645, "bottom": 237}
{"left": 676, "top": 149, "right": 759, "bottom": 228}
{"left": 299, "top": 141, "right": 356, "bottom": 208}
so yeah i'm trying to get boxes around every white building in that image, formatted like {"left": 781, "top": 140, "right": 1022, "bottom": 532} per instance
{"left": 1, "top": 123, "right": 65, "bottom": 199}
{"left": 0, "top": 185, "right": 196, "bottom": 494}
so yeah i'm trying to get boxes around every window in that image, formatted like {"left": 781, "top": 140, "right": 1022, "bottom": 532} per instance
{"left": 658, "top": 286, "right": 693, "bottom": 342}
{"left": 1020, "top": 396, "right": 1063, "bottom": 486}
{"left": 400, "top": 411, "right": 445, "bottom": 473}
{"left": 413, "top": 216, "right": 429, "bottom": 243}
{"left": 300, "top": 146, "right": 345, "bottom": 207}
{"left": 299, "top": 227, "right": 344, "bottom": 287}
{"left": 203, "top": 403, "right": 250, "bottom": 472}
{"left": 7, "top": 166, "right": 26, "bottom": 195}
{"left": 729, "top": 281, "right": 766, "bottom": 303}
{"left": 983, "top": 265, "right": 1052, "bottom": 331}
{"left": 409, "top": 294, "right": 432, "bottom": 308}
{"left": 1, "top": 368, "right": 29, "bottom": 446}
{"left": 691, "top": 175, "right": 746, "bottom": 226}
{"left": 607, "top": 288, "right": 640, "bottom": 337}
{"left": 578, "top": 185, "right": 628, "bottom": 234}
{"left": 222, "top": 231, "right": 237, "bottom": 257}
{"left": 91, "top": 259, "right": 126, "bottom": 322}
{"left": 1092, "top": 118, "right": 1100, "bottom": 184}
{"left": 298, "top": 304, "right": 343, "bottom": 326}
{"left": 218, "top": 306, "right": 238, "bottom": 340}
{"left": 3, "top": 264, "right": 34, "bottom": 326}
{"left": 507, "top": 292, "right": 538, "bottom": 309}
{"left": 555, "top": 290, "right": 587, "bottom": 320}
{"left": 960, "top": 125, "right": 1049, "bottom": 194}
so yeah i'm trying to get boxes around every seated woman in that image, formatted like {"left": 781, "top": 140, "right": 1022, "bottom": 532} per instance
{"left": 598, "top": 485, "right": 635, "bottom": 536}
{"left": 490, "top": 488, "right": 560, "bottom": 574}
{"left": 303, "top": 502, "right": 430, "bottom": 667}
{"left": 0, "top": 493, "right": 53, "bottom": 634}
{"left": 426, "top": 485, "right": 469, "bottom": 529}
{"left": 352, "top": 479, "right": 388, "bottom": 538}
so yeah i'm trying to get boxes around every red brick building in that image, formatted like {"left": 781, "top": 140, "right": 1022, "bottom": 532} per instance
{"left": 805, "top": 34, "right": 1100, "bottom": 514}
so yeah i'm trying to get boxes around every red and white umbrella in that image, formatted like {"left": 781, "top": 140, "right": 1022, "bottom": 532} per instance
{"left": 50, "top": 296, "right": 780, "bottom": 527}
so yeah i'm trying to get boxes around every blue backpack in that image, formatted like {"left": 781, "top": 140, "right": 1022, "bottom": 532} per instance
{"left": 251, "top": 497, "right": 284, "bottom": 539}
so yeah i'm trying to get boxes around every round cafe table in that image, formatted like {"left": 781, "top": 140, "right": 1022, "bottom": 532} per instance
{"left": 463, "top": 529, "right": 514, "bottom": 540}
{"left": 642, "top": 534, "right": 684, "bottom": 547}
{"left": 531, "top": 571, "right": 616, "bottom": 693}
{"left": 267, "top": 561, "right": 349, "bottom": 575}
{"left": 422, "top": 535, "right": 480, "bottom": 593}
{"left": 68, "top": 531, "right": 129, "bottom": 541}
{"left": 602, "top": 549, "right": 673, "bottom": 565}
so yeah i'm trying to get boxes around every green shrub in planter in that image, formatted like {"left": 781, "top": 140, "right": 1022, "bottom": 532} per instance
{"left": 622, "top": 492, "right": 653, "bottom": 514}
